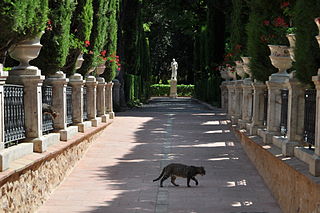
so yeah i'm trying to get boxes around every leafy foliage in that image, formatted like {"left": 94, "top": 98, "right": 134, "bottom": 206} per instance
{"left": 0, "top": 0, "right": 48, "bottom": 63}
{"left": 78, "top": 0, "right": 109, "bottom": 76}
{"left": 32, "top": 0, "right": 76, "bottom": 75}
{"left": 294, "top": 0, "right": 320, "bottom": 85}
{"left": 62, "top": 0, "right": 94, "bottom": 76}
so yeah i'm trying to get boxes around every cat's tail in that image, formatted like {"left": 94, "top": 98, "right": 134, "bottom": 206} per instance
{"left": 153, "top": 168, "right": 165, "bottom": 182}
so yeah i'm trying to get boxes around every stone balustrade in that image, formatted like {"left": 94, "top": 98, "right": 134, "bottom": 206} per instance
{"left": 222, "top": 71, "right": 320, "bottom": 176}
{"left": 0, "top": 65, "right": 115, "bottom": 171}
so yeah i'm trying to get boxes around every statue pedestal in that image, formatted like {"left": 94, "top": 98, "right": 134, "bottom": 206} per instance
{"left": 170, "top": 79, "right": 177, "bottom": 98}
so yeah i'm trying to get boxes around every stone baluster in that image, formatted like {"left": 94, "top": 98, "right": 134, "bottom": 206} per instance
{"left": 239, "top": 78, "right": 253, "bottom": 129}
{"left": 282, "top": 74, "right": 307, "bottom": 156}
{"left": 0, "top": 67, "right": 8, "bottom": 150}
{"left": 226, "top": 82, "right": 235, "bottom": 119}
{"left": 247, "top": 81, "right": 266, "bottom": 135}
{"left": 106, "top": 82, "right": 115, "bottom": 119}
{"left": 311, "top": 75, "right": 320, "bottom": 176}
{"left": 96, "top": 77, "right": 108, "bottom": 122}
{"left": 220, "top": 81, "right": 228, "bottom": 110}
{"left": 86, "top": 76, "right": 100, "bottom": 127}
{"left": 112, "top": 79, "right": 121, "bottom": 112}
{"left": 69, "top": 73, "right": 85, "bottom": 125}
{"left": 232, "top": 80, "right": 243, "bottom": 124}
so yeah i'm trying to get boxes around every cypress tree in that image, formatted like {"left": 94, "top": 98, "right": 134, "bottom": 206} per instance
{"left": 32, "top": 0, "right": 76, "bottom": 75}
{"left": 246, "top": 0, "right": 280, "bottom": 81}
{"left": 62, "top": 0, "right": 94, "bottom": 76}
{"left": 102, "top": 0, "right": 119, "bottom": 82}
{"left": 78, "top": 0, "right": 109, "bottom": 76}
{"left": 294, "top": 0, "right": 320, "bottom": 85}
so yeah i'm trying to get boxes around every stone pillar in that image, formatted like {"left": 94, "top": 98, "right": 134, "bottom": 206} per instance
{"left": 69, "top": 73, "right": 85, "bottom": 124}
{"left": 96, "top": 77, "right": 108, "bottom": 122}
{"left": 226, "top": 81, "right": 235, "bottom": 118}
{"left": 239, "top": 78, "right": 253, "bottom": 129}
{"left": 0, "top": 67, "right": 8, "bottom": 150}
{"left": 311, "top": 75, "right": 320, "bottom": 175}
{"left": 247, "top": 81, "right": 266, "bottom": 135}
{"left": 259, "top": 75, "right": 289, "bottom": 144}
{"left": 232, "top": 80, "right": 243, "bottom": 124}
{"left": 85, "top": 76, "right": 100, "bottom": 127}
{"left": 282, "top": 75, "right": 307, "bottom": 156}
{"left": 7, "top": 69, "right": 45, "bottom": 139}
{"left": 170, "top": 79, "right": 177, "bottom": 98}
{"left": 112, "top": 79, "right": 121, "bottom": 111}
{"left": 46, "top": 71, "right": 68, "bottom": 130}
{"left": 220, "top": 81, "right": 228, "bottom": 110}
{"left": 106, "top": 82, "right": 115, "bottom": 119}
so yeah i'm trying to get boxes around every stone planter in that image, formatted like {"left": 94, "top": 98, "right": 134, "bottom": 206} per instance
{"left": 241, "top": 56, "right": 252, "bottom": 77}
{"left": 220, "top": 70, "right": 231, "bottom": 81}
{"left": 314, "top": 17, "right": 320, "bottom": 47}
{"left": 95, "top": 63, "right": 106, "bottom": 76}
{"left": 75, "top": 53, "right": 84, "bottom": 70}
{"left": 286, "top": 34, "right": 296, "bottom": 62}
{"left": 268, "top": 45, "right": 292, "bottom": 75}
{"left": 227, "top": 68, "right": 237, "bottom": 80}
{"left": 235, "top": 60, "right": 246, "bottom": 79}
{"left": 8, "top": 32, "right": 43, "bottom": 71}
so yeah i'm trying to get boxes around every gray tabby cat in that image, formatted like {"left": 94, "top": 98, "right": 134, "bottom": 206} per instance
{"left": 153, "top": 163, "right": 206, "bottom": 187}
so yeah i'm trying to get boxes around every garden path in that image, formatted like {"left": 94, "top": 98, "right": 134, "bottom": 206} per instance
{"left": 37, "top": 97, "right": 282, "bottom": 213}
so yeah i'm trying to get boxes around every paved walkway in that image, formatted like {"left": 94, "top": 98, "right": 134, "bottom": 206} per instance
{"left": 38, "top": 97, "right": 282, "bottom": 213}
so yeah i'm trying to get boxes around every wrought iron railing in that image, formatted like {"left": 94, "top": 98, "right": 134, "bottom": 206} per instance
{"left": 66, "top": 86, "right": 73, "bottom": 125}
{"left": 83, "top": 86, "right": 88, "bottom": 121}
{"left": 280, "top": 89, "right": 289, "bottom": 136}
{"left": 4, "top": 85, "right": 26, "bottom": 148}
{"left": 263, "top": 89, "right": 268, "bottom": 126}
{"left": 304, "top": 89, "right": 316, "bottom": 149}
{"left": 42, "top": 85, "right": 54, "bottom": 134}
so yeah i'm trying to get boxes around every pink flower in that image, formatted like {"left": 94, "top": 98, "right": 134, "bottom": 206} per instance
{"left": 84, "top": 40, "right": 90, "bottom": 47}
{"left": 280, "top": 2, "right": 290, "bottom": 8}
{"left": 100, "top": 50, "right": 107, "bottom": 57}
{"left": 273, "top": 17, "right": 288, "bottom": 27}
{"left": 263, "top": 20, "right": 270, "bottom": 26}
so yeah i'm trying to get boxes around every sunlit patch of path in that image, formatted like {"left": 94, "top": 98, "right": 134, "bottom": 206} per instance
{"left": 38, "top": 97, "right": 282, "bottom": 213}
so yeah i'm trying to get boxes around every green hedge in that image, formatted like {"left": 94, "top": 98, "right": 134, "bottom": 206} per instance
{"left": 149, "top": 84, "right": 194, "bottom": 97}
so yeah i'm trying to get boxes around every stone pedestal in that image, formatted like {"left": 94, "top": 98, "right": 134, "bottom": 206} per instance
{"left": 310, "top": 75, "right": 320, "bottom": 175}
{"left": 259, "top": 74, "right": 289, "bottom": 144}
{"left": 247, "top": 81, "right": 266, "bottom": 135}
{"left": 231, "top": 80, "right": 243, "bottom": 124}
{"left": 220, "top": 81, "right": 228, "bottom": 110}
{"left": 0, "top": 68, "right": 8, "bottom": 150}
{"left": 239, "top": 78, "right": 253, "bottom": 129}
{"left": 106, "top": 82, "right": 114, "bottom": 119}
{"left": 226, "top": 81, "right": 236, "bottom": 119}
{"left": 170, "top": 79, "right": 177, "bottom": 98}
{"left": 69, "top": 74, "right": 92, "bottom": 133}
{"left": 112, "top": 79, "right": 121, "bottom": 112}
{"left": 47, "top": 71, "right": 78, "bottom": 142}
{"left": 96, "top": 77, "right": 108, "bottom": 123}
{"left": 86, "top": 76, "right": 100, "bottom": 127}
{"left": 281, "top": 75, "right": 307, "bottom": 156}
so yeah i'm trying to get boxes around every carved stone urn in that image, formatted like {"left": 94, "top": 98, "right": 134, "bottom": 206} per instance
{"left": 8, "top": 32, "right": 44, "bottom": 71}
{"left": 315, "top": 17, "right": 320, "bottom": 47}
{"left": 227, "top": 66, "right": 237, "bottom": 80}
{"left": 75, "top": 53, "right": 84, "bottom": 70}
{"left": 286, "top": 34, "right": 296, "bottom": 62}
{"left": 220, "top": 70, "right": 231, "bottom": 81}
{"left": 268, "top": 45, "right": 292, "bottom": 75}
{"left": 95, "top": 63, "right": 106, "bottom": 76}
{"left": 241, "top": 57, "right": 252, "bottom": 77}
{"left": 235, "top": 60, "right": 246, "bottom": 79}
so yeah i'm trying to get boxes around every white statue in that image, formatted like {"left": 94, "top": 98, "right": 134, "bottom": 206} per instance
{"left": 171, "top": 58, "right": 178, "bottom": 80}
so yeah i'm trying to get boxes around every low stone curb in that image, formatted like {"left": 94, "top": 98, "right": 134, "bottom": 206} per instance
{"left": 0, "top": 121, "right": 113, "bottom": 212}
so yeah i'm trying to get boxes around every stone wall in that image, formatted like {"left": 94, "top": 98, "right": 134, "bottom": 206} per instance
{"left": 235, "top": 130, "right": 320, "bottom": 213}
{"left": 0, "top": 124, "right": 108, "bottom": 212}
